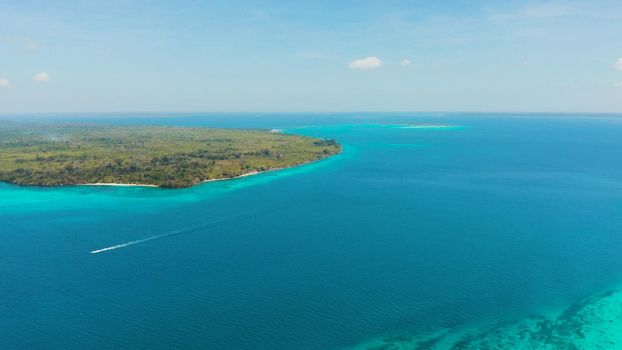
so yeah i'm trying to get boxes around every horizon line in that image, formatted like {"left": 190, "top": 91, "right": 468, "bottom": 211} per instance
{"left": 2, "top": 111, "right": 622, "bottom": 117}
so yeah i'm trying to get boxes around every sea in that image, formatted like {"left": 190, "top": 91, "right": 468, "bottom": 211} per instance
{"left": 2, "top": 113, "right": 622, "bottom": 349}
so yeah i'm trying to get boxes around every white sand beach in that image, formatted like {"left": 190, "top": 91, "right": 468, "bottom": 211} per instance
{"left": 80, "top": 183, "right": 159, "bottom": 188}
{"left": 201, "top": 171, "right": 261, "bottom": 183}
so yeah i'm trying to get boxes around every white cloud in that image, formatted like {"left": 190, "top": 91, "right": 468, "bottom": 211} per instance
{"left": 24, "top": 38, "right": 40, "bottom": 51}
{"left": 32, "top": 72, "right": 51, "bottom": 82}
{"left": 348, "top": 57, "right": 382, "bottom": 69}
{"left": 400, "top": 59, "right": 411, "bottom": 66}
{"left": 297, "top": 52, "right": 337, "bottom": 60}
{"left": 614, "top": 58, "right": 622, "bottom": 71}
{"left": 1, "top": 36, "right": 40, "bottom": 51}
{"left": 614, "top": 81, "right": 622, "bottom": 88}
{"left": 490, "top": 3, "right": 578, "bottom": 20}
{"left": 0, "top": 78, "right": 10, "bottom": 88}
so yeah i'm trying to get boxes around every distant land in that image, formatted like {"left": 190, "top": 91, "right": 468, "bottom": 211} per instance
{"left": 0, "top": 121, "right": 340, "bottom": 188}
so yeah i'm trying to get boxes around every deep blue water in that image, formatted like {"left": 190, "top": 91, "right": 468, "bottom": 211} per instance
{"left": 2, "top": 113, "right": 622, "bottom": 349}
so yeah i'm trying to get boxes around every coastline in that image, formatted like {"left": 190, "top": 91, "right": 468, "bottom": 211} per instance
{"left": 78, "top": 151, "right": 341, "bottom": 189}
{"left": 201, "top": 170, "right": 260, "bottom": 184}
{"left": 78, "top": 171, "right": 264, "bottom": 188}
{"left": 80, "top": 183, "right": 159, "bottom": 188}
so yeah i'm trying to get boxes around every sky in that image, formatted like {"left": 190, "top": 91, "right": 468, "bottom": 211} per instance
{"left": 1, "top": 0, "right": 622, "bottom": 114}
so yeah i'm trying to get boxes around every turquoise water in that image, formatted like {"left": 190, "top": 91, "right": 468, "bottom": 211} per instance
{"left": 2, "top": 113, "right": 622, "bottom": 349}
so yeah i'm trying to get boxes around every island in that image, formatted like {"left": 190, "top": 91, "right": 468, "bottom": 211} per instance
{"left": 0, "top": 121, "right": 340, "bottom": 188}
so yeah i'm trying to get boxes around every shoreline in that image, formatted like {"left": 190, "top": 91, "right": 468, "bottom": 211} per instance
{"left": 201, "top": 170, "right": 261, "bottom": 183}
{"left": 80, "top": 183, "right": 159, "bottom": 188}
{"left": 78, "top": 171, "right": 266, "bottom": 188}
{"left": 78, "top": 151, "right": 340, "bottom": 189}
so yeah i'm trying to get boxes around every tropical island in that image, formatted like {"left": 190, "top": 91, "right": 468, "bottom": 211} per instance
{"left": 0, "top": 121, "right": 340, "bottom": 188}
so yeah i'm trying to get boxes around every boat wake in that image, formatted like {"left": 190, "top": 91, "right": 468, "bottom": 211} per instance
{"left": 90, "top": 228, "right": 190, "bottom": 254}
{"left": 90, "top": 207, "right": 265, "bottom": 254}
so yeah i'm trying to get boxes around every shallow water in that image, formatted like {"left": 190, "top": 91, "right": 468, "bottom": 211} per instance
{"left": 2, "top": 113, "right": 622, "bottom": 349}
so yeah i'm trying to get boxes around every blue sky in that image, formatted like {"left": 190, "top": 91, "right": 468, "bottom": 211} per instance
{"left": 1, "top": 0, "right": 622, "bottom": 113}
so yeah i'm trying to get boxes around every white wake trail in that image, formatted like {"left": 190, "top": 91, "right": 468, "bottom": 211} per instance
{"left": 90, "top": 227, "right": 188, "bottom": 254}
{"left": 90, "top": 232, "right": 175, "bottom": 254}
{"left": 89, "top": 206, "right": 268, "bottom": 254}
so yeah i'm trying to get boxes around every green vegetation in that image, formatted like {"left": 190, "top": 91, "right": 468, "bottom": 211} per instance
{"left": 0, "top": 121, "right": 340, "bottom": 188}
